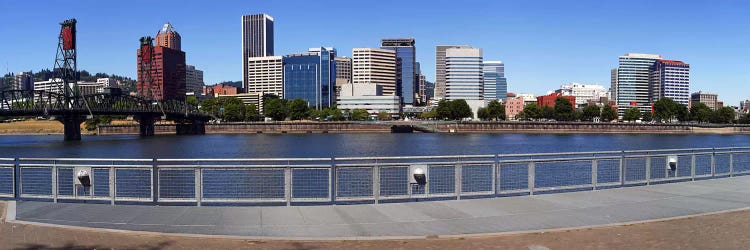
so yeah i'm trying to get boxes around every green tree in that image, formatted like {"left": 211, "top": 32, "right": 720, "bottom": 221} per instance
{"left": 484, "top": 100, "right": 506, "bottom": 121}
{"left": 264, "top": 98, "right": 288, "bottom": 121}
{"left": 739, "top": 113, "right": 750, "bottom": 124}
{"left": 554, "top": 97, "right": 575, "bottom": 121}
{"left": 713, "top": 107, "right": 736, "bottom": 124}
{"left": 199, "top": 98, "right": 219, "bottom": 115}
{"left": 435, "top": 100, "right": 451, "bottom": 120}
{"left": 541, "top": 106, "right": 555, "bottom": 120}
{"left": 653, "top": 98, "right": 687, "bottom": 123}
{"left": 221, "top": 97, "right": 246, "bottom": 122}
{"left": 690, "top": 102, "right": 712, "bottom": 123}
{"left": 477, "top": 107, "right": 490, "bottom": 121}
{"left": 287, "top": 99, "right": 310, "bottom": 120}
{"left": 420, "top": 109, "right": 437, "bottom": 120}
{"left": 186, "top": 96, "right": 198, "bottom": 106}
{"left": 449, "top": 99, "right": 473, "bottom": 120}
{"left": 377, "top": 111, "right": 391, "bottom": 120}
{"left": 521, "top": 104, "right": 543, "bottom": 120}
{"left": 623, "top": 107, "right": 641, "bottom": 122}
{"left": 84, "top": 115, "right": 113, "bottom": 131}
{"left": 581, "top": 105, "right": 601, "bottom": 122}
{"left": 350, "top": 109, "right": 370, "bottom": 121}
{"left": 642, "top": 111, "right": 653, "bottom": 122}
{"left": 244, "top": 104, "right": 261, "bottom": 121}
{"left": 600, "top": 104, "right": 618, "bottom": 122}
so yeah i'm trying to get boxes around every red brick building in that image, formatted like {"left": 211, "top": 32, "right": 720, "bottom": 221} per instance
{"left": 537, "top": 93, "right": 575, "bottom": 109}
{"left": 137, "top": 23, "right": 186, "bottom": 101}
{"left": 204, "top": 84, "right": 238, "bottom": 97}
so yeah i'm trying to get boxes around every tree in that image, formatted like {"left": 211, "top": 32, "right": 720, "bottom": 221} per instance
{"left": 221, "top": 97, "right": 246, "bottom": 122}
{"left": 244, "top": 104, "right": 261, "bottom": 121}
{"left": 377, "top": 111, "right": 391, "bottom": 120}
{"left": 623, "top": 107, "right": 641, "bottom": 122}
{"left": 713, "top": 107, "right": 736, "bottom": 124}
{"left": 84, "top": 115, "right": 113, "bottom": 131}
{"left": 582, "top": 105, "right": 601, "bottom": 122}
{"left": 186, "top": 96, "right": 198, "bottom": 106}
{"left": 554, "top": 97, "right": 575, "bottom": 121}
{"left": 600, "top": 104, "right": 618, "bottom": 122}
{"left": 449, "top": 99, "right": 473, "bottom": 120}
{"left": 264, "top": 98, "right": 288, "bottom": 121}
{"left": 350, "top": 109, "right": 370, "bottom": 121}
{"left": 521, "top": 104, "right": 543, "bottom": 120}
{"left": 542, "top": 106, "right": 555, "bottom": 120}
{"left": 436, "top": 100, "right": 451, "bottom": 120}
{"left": 420, "top": 109, "right": 437, "bottom": 120}
{"left": 287, "top": 99, "right": 310, "bottom": 120}
{"left": 477, "top": 107, "right": 490, "bottom": 121}
{"left": 690, "top": 102, "right": 712, "bottom": 123}
{"left": 653, "top": 98, "right": 687, "bottom": 123}
{"left": 484, "top": 100, "right": 506, "bottom": 121}
{"left": 739, "top": 113, "right": 750, "bottom": 124}
{"left": 642, "top": 111, "right": 653, "bottom": 122}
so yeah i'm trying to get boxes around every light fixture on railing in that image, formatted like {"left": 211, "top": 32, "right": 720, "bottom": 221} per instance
{"left": 410, "top": 165, "right": 427, "bottom": 186}
{"left": 667, "top": 155, "right": 678, "bottom": 172}
{"left": 75, "top": 168, "right": 91, "bottom": 187}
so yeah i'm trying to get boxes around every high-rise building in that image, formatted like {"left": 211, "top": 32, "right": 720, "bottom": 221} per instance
{"left": 616, "top": 53, "right": 662, "bottom": 114}
{"left": 352, "top": 48, "right": 396, "bottom": 96}
{"left": 483, "top": 61, "right": 507, "bottom": 101}
{"left": 155, "top": 22, "right": 181, "bottom": 50}
{"left": 242, "top": 14, "right": 274, "bottom": 89}
{"left": 691, "top": 91, "right": 719, "bottom": 110}
{"left": 246, "top": 56, "right": 283, "bottom": 97}
{"left": 610, "top": 68, "right": 618, "bottom": 102}
{"left": 435, "top": 45, "right": 471, "bottom": 99}
{"left": 137, "top": 30, "right": 186, "bottom": 101}
{"left": 419, "top": 74, "right": 427, "bottom": 104}
{"left": 334, "top": 56, "right": 352, "bottom": 99}
{"left": 445, "top": 46, "right": 483, "bottom": 100}
{"left": 556, "top": 83, "right": 608, "bottom": 107}
{"left": 649, "top": 60, "right": 689, "bottom": 106}
{"left": 185, "top": 65, "right": 204, "bottom": 94}
{"left": 282, "top": 47, "right": 336, "bottom": 109}
{"left": 381, "top": 38, "right": 417, "bottom": 105}
{"left": 15, "top": 71, "right": 33, "bottom": 91}
{"left": 741, "top": 100, "right": 750, "bottom": 114}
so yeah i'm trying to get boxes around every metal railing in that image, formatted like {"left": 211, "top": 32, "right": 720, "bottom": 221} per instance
{"left": 1, "top": 147, "right": 749, "bottom": 206}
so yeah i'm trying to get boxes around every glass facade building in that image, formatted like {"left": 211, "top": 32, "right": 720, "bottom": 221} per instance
{"left": 445, "top": 47, "right": 483, "bottom": 100}
{"left": 381, "top": 38, "right": 417, "bottom": 105}
{"left": 649, "top": 60, "right": 690, "bottom": 106}
{"left": 482, "top": 61, "right": 507, "bottom": 101}
{"left": 282, "top": 47, "right": 336, "bottom": 109}
{"left": 616, "top": 53, "right": 661, "bottom": 115}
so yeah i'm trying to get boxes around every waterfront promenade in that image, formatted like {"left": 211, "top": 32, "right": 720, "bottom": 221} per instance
{"left": 6, "top": 175, "right": 750, "bottom": 239}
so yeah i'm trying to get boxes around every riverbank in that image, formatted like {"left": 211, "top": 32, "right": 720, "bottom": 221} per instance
{"left": 94, "top": 121, "right": 750, "bottom": 135}
{"left": 0, "top": 120, "right": 68, "bottom": 135}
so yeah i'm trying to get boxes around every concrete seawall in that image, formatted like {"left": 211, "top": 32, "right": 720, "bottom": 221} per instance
{"left": 96, "top": 122, "right": 750, "bottom": 135}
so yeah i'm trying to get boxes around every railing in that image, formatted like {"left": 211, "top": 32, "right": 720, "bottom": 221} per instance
{"left": 2, "top": 147, "right": 750, "bottom": 206}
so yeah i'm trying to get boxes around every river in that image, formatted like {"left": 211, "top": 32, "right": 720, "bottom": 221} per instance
{"left": 0, "top": 133, "right": 749, "bottom": 158}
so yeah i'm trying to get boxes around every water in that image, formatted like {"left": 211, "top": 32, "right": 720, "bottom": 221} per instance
{"left": 0, "top": 133, "right": 749, "bottom": 158}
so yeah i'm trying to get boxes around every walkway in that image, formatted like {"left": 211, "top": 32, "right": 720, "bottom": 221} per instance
{"left": 8, "top": 175, "right": 750, "bottom": 239}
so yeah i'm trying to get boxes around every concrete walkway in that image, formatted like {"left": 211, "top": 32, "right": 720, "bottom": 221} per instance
{"left": 9, "top": 175, "right": 750, "bottom": 239}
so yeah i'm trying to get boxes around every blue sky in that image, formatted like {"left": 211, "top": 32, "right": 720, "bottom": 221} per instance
{"left": 1, "top": 0, "right": 749, "bottom": 104}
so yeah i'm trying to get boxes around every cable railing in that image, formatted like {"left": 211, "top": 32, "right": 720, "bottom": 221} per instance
{"left": 1, "top": 146, "right": 749, "bottom": 206}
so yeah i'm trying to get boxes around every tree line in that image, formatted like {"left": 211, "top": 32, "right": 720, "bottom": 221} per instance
{"left": 198, "top": 95, "right": 389, "bottom": 122}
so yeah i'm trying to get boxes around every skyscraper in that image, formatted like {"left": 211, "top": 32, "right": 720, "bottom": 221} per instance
{"left": 137, "top": 45, "right": 186, "bottom": 100}
{"left": 242, "top": 14, "right": 274, "bottom": 90}
{"left": 282, "top": 47, "right": 336, "bottom": 109}
{"left": 155, "top": 22, "right": 181, "bottom": 50}
{"left": 649, "top": 60, "right": 690, "bottom": 106}
{"left": 15, "top": 71, "right": 33, "bottom": 91}
{"left": 246, "top": 56, "right": 283, "bottom": 97}
{"left": 616, "top": 53, "right": 662, "bottom": 114}
{"left": 381, "top": 38, "right": 417, "bottom": 105}
{"left": 352, "top": 48, "right": 397, "bottom": 96}
{"left": 445, "top": 47, "right": 483, "bottom": 101}
{"left": 435, "top": 45, "right": 471, "bottom": 99}
{"left": 334, "top": 56, "right": 352, "bottom": 99}
{"left": 483, "top": 61, "right": 507, "bottom": 101}
{"left": 610, "top": 68, "right": 618, "bottom": 102}
{"left": 185, "top": 65, "right": 204, "bottom": 94}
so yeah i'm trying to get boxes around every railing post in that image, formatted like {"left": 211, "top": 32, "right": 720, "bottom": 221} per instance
{"left": 195, "top": 163, "right": 202, "bottom": 207}
{"left": 645, "top": 156, "right": 651, "bottom": 185}
{"left": 691, "top": 154, "right": 696, "bottom": 181}
{"left": 455, "top": 157, "right": 462, "bottom": 200}
{"left": 711, "top": 149, "right": 716, "bottom": 178}
{"left": 285, "top": 163, "right": 291, "bottom": 207}
{"left": 528, "top": 161, "right": 535, "bottom": 195}
{"left": 494, "top": 154, "right": 499, "bottom": 196}
{"left": 330, "top": 157, "right": 336, "bottom": 205}
{"left": 152, "top": 158, "right": 157, "bottom": 204}
{"left": 592, "top": 159, "right": 598, "bottom": 190}
{"left": 14, "top": 158, "right": 19, "bottom": 200}
{"left": 729, "top": 153, "right": 734, "bottom": 177}
{"left": 52, "top": 160, "right": 57, "bottom": 203}
{"left": 109, "top": 164, "right": 115, "bottom": 205}
{"left": 619, "top": 152, "right": 625, "bottom": 186}
{"left": 373, "top": 162, "right": 380, "bottom": 204}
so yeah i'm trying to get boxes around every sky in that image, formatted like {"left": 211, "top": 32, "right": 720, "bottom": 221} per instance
{"left": 1, "top": 0, "right": 749, "bottom": 104}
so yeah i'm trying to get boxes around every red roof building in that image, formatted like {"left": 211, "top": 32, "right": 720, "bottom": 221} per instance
{"left": 537, "top": 93, "right": 575, "bottom": 109}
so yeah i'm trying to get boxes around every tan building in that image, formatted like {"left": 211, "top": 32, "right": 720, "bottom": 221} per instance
{"left": 691, "top": 91, "right": 719, "bottom": 110}
{"left": 334, "top": 56, "right": 352, "bottom": 98}
{"left": 246, "top": 56, "right": 283, "bottom": 97}
{"left": 435, "top": 45, "right": 472, "bottom": 99}
{"left": 352, "top": 48, "right": 397, "bottom": 96}
{"left": 155, "top": 22, "right": 181, "bottom": 50}
{"left": 505, "top": 97, "right": 526, "bottom": 120}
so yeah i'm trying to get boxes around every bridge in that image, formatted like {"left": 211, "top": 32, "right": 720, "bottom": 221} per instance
{"left": 0, "top": 19, "right": 209, "bottom": 140}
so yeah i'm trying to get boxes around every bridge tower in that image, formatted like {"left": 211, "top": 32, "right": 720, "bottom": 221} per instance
{"left": 54, "top": 19, "right": 86, "bottom": 141}
{"left": 136, "top": 37, "right": 157, "bottom": 136}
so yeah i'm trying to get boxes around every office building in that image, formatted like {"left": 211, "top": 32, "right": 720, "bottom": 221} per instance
{"left": 517, "top": 93, "right": 537, "bottom": 105}
{"left": 419, "top": 74, "right": 427, "bottom": 104}
{"left": 445, "top": 46, "right": 483, "bottom": 100}
{"left": 741, "top": 100, "right": 750, "bottom": 113}
{"left": 282, "top": 47, "right": 336, "bottom": 109}
{"left": 483, "top": 61, "right": 507, "bottom": 101}
{"left": 556, "top": 83, "right": 608, "bottom": 107}
{"left": 537, "top": 92, "right": 575, "bottom": 109}
{"left": 155, "top": 22, "right": 181, "bottom": 50}
{"left": 334, "top": 56, "right": 352, "bottom": 99}
{"left": 204, "top": 83, "right": 239, "bottom": 97}
{"left": 610, "top": 68, "right": 618, "bottom": 102}
{"left": 242, "top": 13, "right": 274, "bottom": 88}
{"left": 616, "top": 53, "right": 662, "bottom": 114}
{"left": 435, "top": 45, "right": 472, "bottom": 99}
{"left": 337, "top": 83, "right": 401, "bottom": 115}
{"left": 185, "top": 65, "right": 204, "bottom": 94}
{"left": 505, "top": 97, "right": 525, "bottom": 120}
{"left": 15, "top": 71, "right": 33, "bottom": 91}
{"left": 649, "top": 60, "right": 690, "bottom": 106}
{"left": 381, "top": 38, "right": 417, "bottom": 105}
{"left": 352, "top": 48, "right": 397, "bottom": 96}
{"left": 246, "top": 56, "right": 283, "bottom": 97}
{"left": 691, "top": 91, "right": 719, "bottom": 110}
{"left": 137, "top": 44, "right": 186, "bottom": 101}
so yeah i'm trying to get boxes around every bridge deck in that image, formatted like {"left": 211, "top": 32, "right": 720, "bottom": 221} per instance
{"left": 10, "top": 175, "right": 750, "bottom": 239}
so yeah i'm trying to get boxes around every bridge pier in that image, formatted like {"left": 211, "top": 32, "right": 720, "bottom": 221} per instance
{"left": 176, "top": 120, "right": 206, "bottom": 135}
{"left": 58, "top": 115, "right": 86, "bottom": 141}
{"left": 136, "top": 115, "right": 156, "bottom": 137}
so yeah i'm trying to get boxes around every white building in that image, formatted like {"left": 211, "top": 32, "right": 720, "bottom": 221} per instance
{"left": 352, "top": 48, "right": 397, "bottom": 96}
{"left": 186, "top": 65, "right": 204, "bottom": 94}
{"left": 556, "top": 83, "right": 609, "bottom": 107}
{"left": 246, "top": 56, "right": 283, "bottom": 97}
{"left": 445, "top": 46, "right": 483, "bottom": 100}
{"left": 337, "top": 83, "right": 400, "bottom": 115}
{"left": 516, "top": 93, "right": 537, "bottom": 105}
{"left": 616, "top": 53, "right": 662, "bottom": 114}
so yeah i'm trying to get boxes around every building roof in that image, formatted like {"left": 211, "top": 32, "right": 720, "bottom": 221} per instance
{"left": 158, "top": 22, "right": 178, "bottom": 35}
{"left": 659, "top": 59, "right": 689, "bottom": 66}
